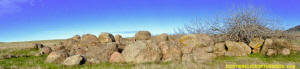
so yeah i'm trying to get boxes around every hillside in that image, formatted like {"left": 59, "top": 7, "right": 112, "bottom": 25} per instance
{"left": 287, "top": 25, "right": 300, "bottom": 32}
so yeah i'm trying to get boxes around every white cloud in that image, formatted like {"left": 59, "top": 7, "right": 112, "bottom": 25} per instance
{"left": 0, "top": 0, "right": 35, "bottom": 16}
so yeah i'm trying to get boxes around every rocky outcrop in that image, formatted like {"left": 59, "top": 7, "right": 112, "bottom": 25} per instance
{"left": 122, "top": 40, "right": 161, "bottom": 64}
{"left": 225, "top": 41, "right": 251, "bottom": 56}
{"left": 135, "top": 31, "right": 151, "bottom": 40}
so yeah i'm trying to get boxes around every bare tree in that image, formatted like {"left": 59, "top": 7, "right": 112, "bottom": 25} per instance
{"left": 175, "top": 7, "right": 286, "bottom": 43}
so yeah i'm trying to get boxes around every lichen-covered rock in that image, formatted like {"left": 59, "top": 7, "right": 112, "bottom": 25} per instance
{"left": 213, "top": 43, "right": 226, "bottom": 56}
{"left": 99, "top": 32, "right": 115, "bottom": 43}
{"left": 84, "top": 43, "right": 117, "bottom": 64}
{"left": 179, "top": 34, "right": 214, "bottom": 54}
{"left": 46, "top": 50, "right": 69, "bottom": 63}
{"left": 122, "top": 40, "right": 161, "bottom": 64}
{"left": 63, "top": 55, "right": 84, "bottom": 66}
{"left": 225, "top": 41, "right": 251, "bottom": 56}
{"left": 135, "top": 31, "right": 151, "bottom": 40}
{"left": 109, "top": 52, "right": 124, "bottom": 63}
{"left": 159, "top": 41, "right": 182, "bottom": 62}
{"left": 249, "top": 38, "right": 264, "bottom": 53}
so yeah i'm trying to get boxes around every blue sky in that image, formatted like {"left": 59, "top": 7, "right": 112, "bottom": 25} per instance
{"left": 0, "top": 0, "right": 299, "bottom": 42}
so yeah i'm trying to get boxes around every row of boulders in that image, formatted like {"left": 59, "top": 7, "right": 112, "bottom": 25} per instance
{"left": 34, "top": 31, "right": 293, "bottom": 65}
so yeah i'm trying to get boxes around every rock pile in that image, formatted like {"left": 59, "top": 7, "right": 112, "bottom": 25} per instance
{"left": 34, "top": 30, "right": 293, "bottom": 65}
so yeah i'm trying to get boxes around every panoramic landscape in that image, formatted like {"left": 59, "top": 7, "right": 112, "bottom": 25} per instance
{"left": 1, "top": 0, "right": 300, "bottom": 69}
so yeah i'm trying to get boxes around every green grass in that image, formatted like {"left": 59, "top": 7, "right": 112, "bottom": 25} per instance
{"left": 1, "top": 47, "right": 300, "bottom": 69}
{"left": 214, "top": 52, "right": 300, "bottom": 63}
{"left": 0, "top": 48, "right": 134, "bottom": 69}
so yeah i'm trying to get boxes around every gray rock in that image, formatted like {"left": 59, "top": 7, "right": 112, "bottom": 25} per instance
{"left": 122, "top": 40, "right": 161, "bottom": 64}
{"left": 135, "top": 31, "right": 151, "bottom": 40}
{"left": 63, "top": 55, "right": 84, "bottom": 66}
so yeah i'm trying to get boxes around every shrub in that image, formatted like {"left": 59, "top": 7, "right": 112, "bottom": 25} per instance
{"left": 175, "top": 7, "right": 287, "bottom": 43}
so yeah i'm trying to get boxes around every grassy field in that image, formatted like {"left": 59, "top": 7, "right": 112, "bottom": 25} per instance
{"left": 0, "top": 47, "right": 299, "bottom": 69}
{"left": 0, "top": 39, "right": 299, "bottom": 69}
{"left": 0, "top": 39, "right": 64, "bottom": 49}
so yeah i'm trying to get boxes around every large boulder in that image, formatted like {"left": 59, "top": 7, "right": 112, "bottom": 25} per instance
{"left": 179, "top": 34, "right": 216, "bottom": 62}
{"left": 84, "top": 43, "right": 117, "bottom": 64}
{"left": 135, "top": 31, "right": 151, "bottom": 40}
{"left": 156, "top": 33, "right": 169, "bottom": 41}
{"left": 179, "top": 34, "right": 214, "bottom": 54}
{"left": 40, "top": 46, "right": 52, "bottom": 55}
{"left": 46, "top": 50, "right": 69, "bottom": 63}
{"left": 261, "top": 39, "right": 273, "bottom": 55}
{"left": 266, "top": 49, "right": 276, "bottom": 56}
{"left": 122, "top": 40, "right": 161, "bottom": 64}
{"left": 249, "top": 38, "right": 264, "bottom": 53}
{"left": 213, "top": 43, "right": 226, "bottom": 56}
{"left": 280, "top": 48, "right": 290, "bottom": 56}
{"left": 63, "top": 35, "right": 81, "bottom": 50}
{"left": 114, "top": 34, "right": 122, "bottom": 43}
{"left": 158, "top": 41, "right": 182, "bottom": 62}
{"left": 63, "top": 55, "right": 84, "bottom": 66}
{"left": 261, "top": 38, "right": 292, "bottom": 56}
{"left": 99, "top": 32, "right": 115, "bottom": 43}
{"left": 79, "top": 34, "right": 99, "bottom": 47}
{"left": 225, "top": 41, "right": 251, "bottom": 56}
{"left": 109, "top": 52, "right": 124, "bottom": 63}
{"left": 181, "top": 46, "right": 216, "bottom": 62}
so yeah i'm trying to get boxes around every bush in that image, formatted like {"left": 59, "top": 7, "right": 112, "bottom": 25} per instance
{"left": 175, "top": 7, "right": 287, "bottom": 43}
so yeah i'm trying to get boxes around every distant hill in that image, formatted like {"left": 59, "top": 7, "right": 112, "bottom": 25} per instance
{"left": 287, "top": 25, "right": 300, "bottom": 32}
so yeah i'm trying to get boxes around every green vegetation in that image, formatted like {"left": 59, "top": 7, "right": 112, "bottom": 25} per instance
{"left": 0, "top": 48, "right": 134, "bottom": 69}
{"left": 214, "top": 52, "right": 300, "bottom": 63}
{"left": 1, "top": 48, "right": 299, "bottom": 69}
